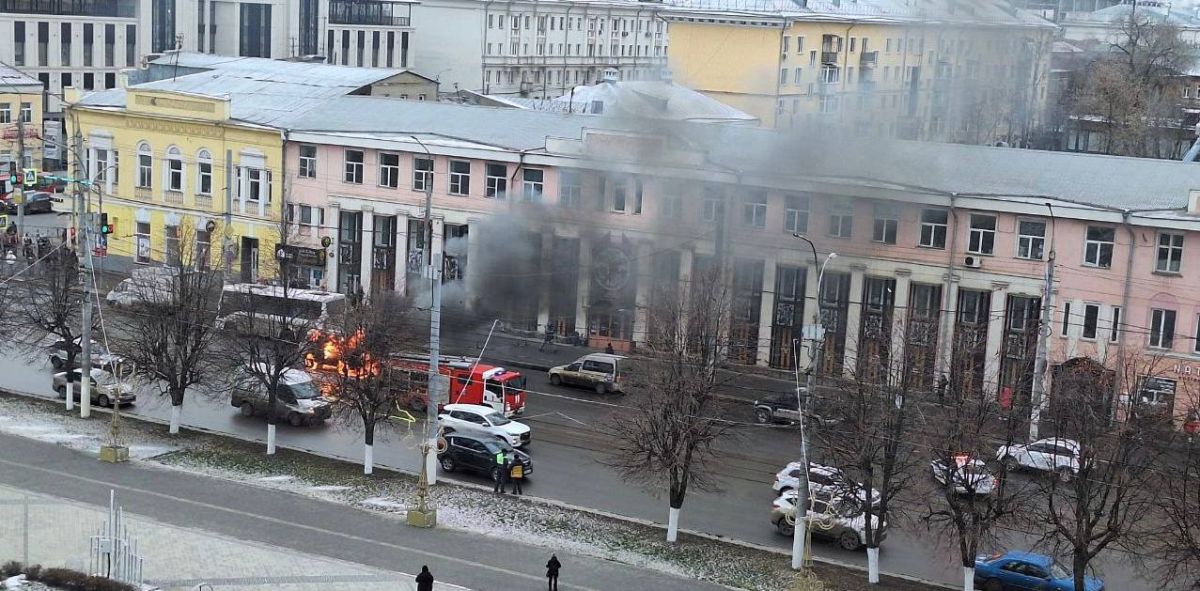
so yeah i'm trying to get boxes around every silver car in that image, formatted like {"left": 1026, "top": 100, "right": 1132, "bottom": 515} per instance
{"left": 52, "top": 368, "right": 136, "bottom": 407}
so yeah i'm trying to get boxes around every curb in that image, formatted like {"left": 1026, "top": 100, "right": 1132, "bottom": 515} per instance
{"left": 0, "top": 385, "right": 956, "bottom": 591}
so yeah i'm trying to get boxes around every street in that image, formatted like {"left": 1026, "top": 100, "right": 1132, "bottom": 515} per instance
{"left": 0, "top": 334, "right": 1154, "bottom": 591}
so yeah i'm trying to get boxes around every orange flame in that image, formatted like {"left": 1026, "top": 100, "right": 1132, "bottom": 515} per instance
{"left": 306, "top": 329, "right": 380, "bottom": 379}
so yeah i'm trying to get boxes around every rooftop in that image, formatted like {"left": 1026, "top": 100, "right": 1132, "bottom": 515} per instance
{"left": 0, "top": 63, "right": 43, "bottom": 93}
{"left": 481, "top": 79, "right": 759, "bottom": 125}
{"left": 662, "top": 0, "right": 1053, "bottom": 28}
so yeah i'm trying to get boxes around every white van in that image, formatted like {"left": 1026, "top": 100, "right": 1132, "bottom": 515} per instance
{"left": 548, "top": 353, "right": 627, "bottom": 394}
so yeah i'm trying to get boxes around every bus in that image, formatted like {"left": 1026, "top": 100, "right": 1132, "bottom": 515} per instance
{"left": 217, "top": 283, "right": 346, "bottom": 338}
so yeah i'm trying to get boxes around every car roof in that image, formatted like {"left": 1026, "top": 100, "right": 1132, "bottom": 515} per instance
{"left": 579, "top": 353, "right": 624, "bottom": 362}
{"left": 1033, "top": 438, "right": 1080, "bottom": 449}
{"left": 448, "top": 431, "right": 512, "bottom": 450}
{"left": 1001, "top": 551, "right": 1053, "bottom": 567}
{"left": 444, "top": 403, "right": 494, "bottom": 414}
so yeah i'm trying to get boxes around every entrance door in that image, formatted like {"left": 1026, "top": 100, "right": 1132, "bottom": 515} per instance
{"left": 240, "top": 237, "right": 259, "bottom": 283}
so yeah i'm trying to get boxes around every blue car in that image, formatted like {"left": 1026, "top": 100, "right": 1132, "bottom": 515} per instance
{"left": 974, "top": 551, "right": 1104, "bottom": 591}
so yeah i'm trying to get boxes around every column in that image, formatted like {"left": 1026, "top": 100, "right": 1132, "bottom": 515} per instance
{"left": 464, "top": 218, "right": 482, "bottom": 311}
{"left": 631, "top": 241, "right": 652, "bottom": 346}
{"left": 842, "top": 265, "right": 866, "bottom": 377}
{"left": 677, "top": 247, "right": 693, "bottom": 339}
{"left": 756, "top": 258, "right": 777, "bottom": 367}
{"left": 431, "top": 216, "right": 445, "bottom": 276}
{"left": 326, "top": 203, "right": 340, "bottom": 290}
{"left": 935, "top": 280, "right": 960, "bottom": 379}
{"left": 983, "top": 282, "right": 1009, "bottom": 395}
{"left": 394, "top": 211, "right": 409, "bottom": 295}
{"left": 803, "top": 262, "right": 821, "bottom": 367}
{"left": 536, "top": 230, "right": 555, "bottom": 332}
{"left": 574, "top": 236, "right": 591, "bottom": 340}
{"left": 358, "top": 207, "right": 374, "bottom": 297}
{"left": 889, "top": 270, "right": 912, "bottom": 383}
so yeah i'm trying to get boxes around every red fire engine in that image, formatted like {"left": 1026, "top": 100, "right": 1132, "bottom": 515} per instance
{"left": 386, "top": 354, "right": 527, "bottom": 417}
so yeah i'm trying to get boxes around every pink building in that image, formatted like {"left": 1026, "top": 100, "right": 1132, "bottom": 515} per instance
{"left": 282, "top": 96, "right": 1200, "bottom": 427}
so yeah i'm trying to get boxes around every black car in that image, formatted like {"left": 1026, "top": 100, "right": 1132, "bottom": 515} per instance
{"left": 752, "top": 391, "right": 840, "bottom": 426}
{"left": 438, "top": 432, "right": 532, "bottom": 482}
{"left": 8, "top": 191, "right": 54, "bottom": 214}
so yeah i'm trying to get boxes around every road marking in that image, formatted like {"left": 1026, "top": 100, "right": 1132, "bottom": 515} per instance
{"left": 0, "top": 456, "right": 603, "bottom": 591}
{"left": 524, "top": 388, "right": 628, "bottom": 409}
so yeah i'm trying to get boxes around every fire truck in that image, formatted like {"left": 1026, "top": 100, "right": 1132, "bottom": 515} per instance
{"left": 386, "top": 354, "right": 527, "bottom": 417}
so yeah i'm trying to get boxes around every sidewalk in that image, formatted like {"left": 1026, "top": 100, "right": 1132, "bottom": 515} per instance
{"left": 0, "top": 482, "right": 458, "bottom": 591}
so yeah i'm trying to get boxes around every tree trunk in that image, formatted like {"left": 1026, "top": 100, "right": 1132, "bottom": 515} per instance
{"left": 666, "top": 506, "right": 681, "bottom": 543}
{"left": 169, "top": 404, "right": 182, "bottom": 434}
{"left": 267, "top": 423, "right": 277, "bottom": 455}
{"left": 364, "top": 423, "right": 375, "bottom": 475}
{"left": 65, "top": 382, "right": 74, "bottom": 411}
{"left": 867, "top": 546, "right": 881, "bottom": 584}
{"left": 962, "top": 567, "right": 975, "bottom": 591}
{"left": 1073, "top": 552, "right": 1088, "bottom": 591}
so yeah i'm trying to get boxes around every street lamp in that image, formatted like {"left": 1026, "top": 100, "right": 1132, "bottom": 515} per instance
{"left": 1029, "top": 202, "right": 1056, "bottom": 440}
{"left": 790, "top": 232, "right": 836, "bottom": 570}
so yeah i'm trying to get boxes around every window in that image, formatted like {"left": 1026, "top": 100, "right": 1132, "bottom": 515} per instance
{"left": 967, "top": 214, "right": 996, "bottom": 255}
{"left": 1082, "top": 304, "right": 1099, "bottom": 340}
{"left": 1156, "top": 232, "right": 1184, "bottom": 273}
{"left": 197, "top": 150, "right": 213, "bottom": 195}
{"left": 0, "top": 103, "right": 9, "bottom": 124}
{"left": 1150, "top": 308, "right": 1176, "bottom": 349}
{"left": 299, "top": 205, "right": 325, "bottom": 228}
{"left": 298, "top": 145, "right": 316, "bottom": 178}
{"left": 243, "top": 168, "right": 268, "bottom": 202}
{"left": 1061, "top": 302, "right": 1072, "bottom": 337}
{"left": 379, "top": 152, "right": 400, "bottom": 188}
{"left": 449, "top": 160, "right": 471, "bottom": 196}
{"left": 1110, "top": 306, "right": 1122, "bottom": 343}
{"left": 785, "top": 194, "right": 809, "bottom": 234}
{"left": 485, "top": 163, "right": 507, "bottom": 198}
{"left": 662, "top": 194, "right": 683, "bottom": 219}
{"left": 743, "top": 192, "right": 767, "bottom": 228}
{"left": 872, "top": 204, "right": 898, "bottom": 244}
{"left": 136, "top": 143, "right": 152, "bottom": 188}
{"left": 135, "top": 221, "right": 151, "bottom": 263}
{"left": 611, "top": 178, "right": 627, "bottom": 212}
{"left": 413, "top": 157, "right": 433, "bottom": 192}
{"left": 559, "top": 170, "right": 581, "bottom": 207}
{"left": 1084, "top": 226, "right": 1114, "bottom": 268}
{"left": 14, "top": 21, "right": 25, "bottom": 66}
{"left": 779, "top": 68, "right": 788, "bottom": 85}
{"left": 164, "top": 224, "right": 180, "bottom": 266}
{"left": 920, "top": 209, "right": 948, "bottom": 248}
{"left": 344, "top": 149, "right": 364, "bottom": 184}
{"left": 1194, "top": 314, "right": 1200, "bottom": 353}
{"left": 196, "top": 229, "right": 211, "bottom": 270}
{"left": 702, "top": 193, "right": 724, "bottom": 224}
{"left": 828, "top": 203, "right": 852, "bottom": 239}
{"left": 1017, "top": 220, "right": 1046, "bottom": 260}
{"left": 165, "top": 147, "right": 183, "bottom": 192}
{"left": 522, "top": 168, "right": 544, "bottom": 201}
{"left": 19, "top": 103, "right": 31, "bottom": 123}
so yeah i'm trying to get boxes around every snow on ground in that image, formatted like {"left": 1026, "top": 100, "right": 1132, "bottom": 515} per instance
{"left": 0, "top": 396, "right": 182, "bottom": 460}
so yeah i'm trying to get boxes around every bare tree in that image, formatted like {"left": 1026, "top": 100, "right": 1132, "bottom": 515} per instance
{"left": 110, "top": 222, "right": 222, "bottom": 434}
{"left": 1030, "top": 350, "right": 1164, "bottom": 591}
{"left": 1154, "top": 401, "right": 1200, "bottom": 589}
{"left": 323, "top": 293, "right": 418, "bottom": 474}
{"left": 604, "top": 264, "right": 734, "bottom": 543}
{"left": 11, "top": 246, "right": 94, "bottom": 371}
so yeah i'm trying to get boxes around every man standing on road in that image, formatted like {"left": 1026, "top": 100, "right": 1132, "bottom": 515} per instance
{"left": 415, "top": 565, "right": 434, "bottom": 591}
{"left": 509, "top": 451, "right": 524, "bottom": 495}
{"left": 546, "top": 554, "right": 561, "bottom": 591}
{"left": 494, "top": 448, "right": 508, "bottom": 493}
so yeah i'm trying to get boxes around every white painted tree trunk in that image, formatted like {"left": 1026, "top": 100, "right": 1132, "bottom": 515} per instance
{"left": 80, "top": 378, "right": 91, "bottom": 418}
{"left": 791, "top": 518, "right": 808, "bottom": 569}
{"left": 169, "top": 405, "right": 182, "bottom": 434}
{"left": 363, "top": 443, "right": 374, "bottom": 475}
{"left": 867, "top": 547, "right": 881, "bottom": 583}
{"left": 266, "top": 424, "right": 277, "bottom": 455}
{"left": 425, "top": 446, "right": 438, "bottom": 485}
{"left": 65, "top": 383, "right": 74, "bottom": 411}
{"left": 962, "top": 567, "right": 975, "bottom": 591}
{"left": 666, "top": 506, "right": 681, "bottom": 543}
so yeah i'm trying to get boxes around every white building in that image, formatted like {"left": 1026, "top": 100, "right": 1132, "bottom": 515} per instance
{"left": 415, "top": 0, "right": 668, "bottom": 98}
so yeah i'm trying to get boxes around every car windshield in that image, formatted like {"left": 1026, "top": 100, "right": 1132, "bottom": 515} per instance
{"left": 288, "top": 379, "right": 321, "bottom": 399}
{"left": 94, "top": 373, "right": 118, "bottom": 386}
{"left": 485, "top": 412, "right": 510, "bottom": 426}
{"left": 1049, "top": 562, "right": 1070, "bottom": 580}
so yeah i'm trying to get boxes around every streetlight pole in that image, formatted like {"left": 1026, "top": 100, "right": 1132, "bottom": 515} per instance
{"left": 790, "top": 233, "right": 836, "bottom": 570}
{"left": 410, "top": 135, "right": 442, "bottom": 487}
{"left": 1029, "top": 202, "right": 1056, "bottom": 440}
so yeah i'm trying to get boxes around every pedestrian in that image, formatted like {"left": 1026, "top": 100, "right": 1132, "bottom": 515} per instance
{"left": 415, "top": 565, "right": 434, "bottom": 591}
{"left": 509, "top": 452, "right": 524, "bottom": 495}
{"left": 605, "top": 342, "right": 615, "bottom": 355}
{"left": 936, "top": 374, "right": 948, "bottom": 404}
{"left": 493, "top": 448, "right": 507, "bottom": 493}
{"left": 1186, "top": 410, "right": 1200, "bottom": 444}
{"left": 539, "top": 326, "right": 555, "bottom": 352}
{"left": 546, "top": 554, "right": 561, "bottom": 591}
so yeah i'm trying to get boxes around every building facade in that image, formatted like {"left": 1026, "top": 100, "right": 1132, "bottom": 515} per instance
{"left": 664, "top": 0, "right": 1055, "bottom": 141}
{"left": 415, "top": 0, "right": 668, "bottom": 98}
{"left": 0, "top": 63, "right": 45, "bottom": 170}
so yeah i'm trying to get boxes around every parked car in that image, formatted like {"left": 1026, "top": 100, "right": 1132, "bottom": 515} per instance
{"left": 229, "top": 366, "right": 332, "bottom": 426}
{"left": 548, "top": 353, "right": 626, "bottom": 394}
{"left": 47, "top": 336, "right": 124, "bottom": 371}
{"left": 773, "top": 461, "right": 881, "bottom": 507}
{"left": 438, "top": 403, "right": 531, "bottom": 447}
{"left": 996, "top": 438, "right": 1080, "bottom": 482}
{"left": 437, "top": 432, "right": 532, "bottom": 482}
{"left": 974, "top": 551, "right": 1103, "bottom": 591}
{"left": 7, "top": 191, "right": 54, "bottom": 214}
{"left": 770, "top": 490, "right": 885, "bottom": 551}
{"left": 52, "top": 368, "right": 136, "bottom": 407}
{"left": 752, "top": 391, "right": 838, "bottom": 426}
{"left": 106, "top": 276, "right": 173, "bottom": 307}
{"left": 931, "top": 454, "right": 996, "bottom": 495}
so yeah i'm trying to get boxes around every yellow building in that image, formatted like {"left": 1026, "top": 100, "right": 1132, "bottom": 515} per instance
{"left": 1, "top": 63, "right": 45, "bottom": 172}
{"left": 64, "top": 52, "right": 424, "bottom": 280}
{"left": 665, "top": 0, "right": 1056, "bottom": 143}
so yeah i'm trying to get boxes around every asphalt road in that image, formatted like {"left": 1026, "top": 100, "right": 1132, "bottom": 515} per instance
{"left": 0, "top": 341, "right": 1154, "bottom": 591}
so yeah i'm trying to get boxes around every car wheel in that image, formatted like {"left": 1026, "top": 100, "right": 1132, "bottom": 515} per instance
{"left": 288, "top": 412, "right": 304, "bottom": 427}
{"left": 442, "top": 426, "right": 455, "bottom": 434}
{"left": 594, "top": 383, "right": 607, "bottom": 394}
{"left": 838, "top": 531, "right": 863, "bottom": 551}
{"left": 1001, "top": 455, "right": 1019, "bottom": 472}
{"left": 754, "top": 408, "right": 772, "bottom": 424}
{"left": 439, "top": 456, "right": 456, "bottom": 472}
{"left": 239, "top": 402, "right": 255, "bottom": 417}
{"left": 55, "top": 385, "right": 66, "bottom": 399}
{"left": 983, "top": 578, "right": 1005, "bottom": 591}
{"left": 97, "top": 394, "right": 111, "bottom": 408}
{"left": 775, "top": 520, "right": 795, "bottom": 537}
{"left": 549, "top": 374, "right": 562, "bottom": 386}
{"left": 50, "top": 356, "right": 63, "bottom": 369}
{"left": 778, "top": 486, "right": 794, "bottom": 495}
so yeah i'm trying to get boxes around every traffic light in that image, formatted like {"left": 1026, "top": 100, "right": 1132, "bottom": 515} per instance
{"left": 99, "top": 213, "right": 113, "bottom": 235}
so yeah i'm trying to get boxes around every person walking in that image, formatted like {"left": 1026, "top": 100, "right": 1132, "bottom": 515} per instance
{"left": 509, "top": 452, "right": 524, "bottom": 495}
{"left": 604, "top": 342, "right": 615, "bottom": 355}
{"left": 493, "top": 448, "right": 507, "bottom": 493}
{"left": 415, "top": 565, "right": 434, "bottom": 591}
{"left": 546, "top": 554, "right": 561, "bottom": 591}
{"left": 539, "top": 325, "right": 555, "bottom": 352}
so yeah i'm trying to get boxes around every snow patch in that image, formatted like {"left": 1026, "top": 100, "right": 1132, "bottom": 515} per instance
{"left": 360, "top": 497, "right": 408, "bottom": 512}
{"left": 310, "top": 485, "right": 352, "bottom": 492}
{"left": 256, "top": 475, "right": 295, "bottom": 483}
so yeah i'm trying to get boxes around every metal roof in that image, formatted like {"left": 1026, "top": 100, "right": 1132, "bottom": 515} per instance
{"left": 662, "top": 0, "right": 1053, "bottom": 28}
{"left": 545, "top": 80, "right": 759, "bottom": 124}
{"left": 0, "top": 63, "right": 43, "bottom": 92}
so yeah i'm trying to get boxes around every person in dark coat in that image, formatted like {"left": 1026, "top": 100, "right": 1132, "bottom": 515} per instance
{"left": 604, "top": 343, "right": 615, "bottom": 355}
{"left": 508, "top": 451, "right": 524, "bottom": 495}
{"left": 546, "top": 554, "right": 561, "bottom": 591}
{"left": 415, "top": 565, "right": 434, "bottom": 591}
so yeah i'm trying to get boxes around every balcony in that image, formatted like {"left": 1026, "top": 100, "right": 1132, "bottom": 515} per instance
{"left": 329, "top": 0, "right": 412, "bottom": 27}
{"left": 0, "top": 0, "right": 135, "bottom": 18}
{"left": 859, "top": 51, "right": 878, "bottom": 68}
{"left": 821, "top": 51, "right": 839, "bottom": 65}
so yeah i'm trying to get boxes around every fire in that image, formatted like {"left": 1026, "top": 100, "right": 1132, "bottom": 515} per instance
{"left": 305, "top": 329, "right": 381, "bottom": 379}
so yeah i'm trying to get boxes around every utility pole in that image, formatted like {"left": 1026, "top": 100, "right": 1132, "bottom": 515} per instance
{"left": 75, "top": 127, "right": 93, "bottom": 419}
{"left": 14, "top": 112, "right": 25, "bottom": 240}
{"left": 224, "top": 150, "right": 234, "bottom": 281}
{"left": 423, "top": 162, "right": 443, "bottom": 486}
{"left": 1029, "top": 203, "right": 1056, "bottom": 441}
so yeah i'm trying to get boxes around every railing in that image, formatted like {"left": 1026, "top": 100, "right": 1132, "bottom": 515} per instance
{"left": 328, "top": 0, "right": 412, "bottom": 26}
{"left": 194, "top": 193, "right": 213, "bottom": 210}
{"left": 821, "top": 51, "right": 839, "bottom": 64}
{"left": 164, "top": 191, "right": 184, "bottom": 206}
{"left": 859, "top": 51, "right": 878, "bottom": 68}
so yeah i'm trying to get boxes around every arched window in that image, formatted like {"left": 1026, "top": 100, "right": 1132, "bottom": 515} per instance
{"left": 165, "top": 146, "right": 184, "bottom": 193}
{"left": 196, "top": 149, "right": 213, "bottom": 196}
{"left": 136, "top": 142, "right": 153, "bottom": 188}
